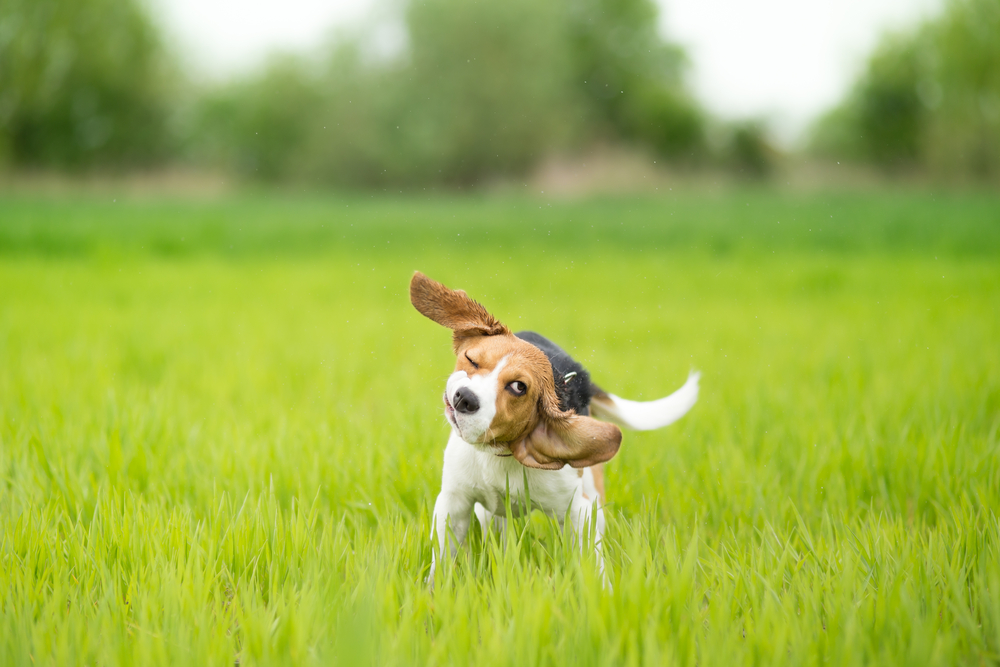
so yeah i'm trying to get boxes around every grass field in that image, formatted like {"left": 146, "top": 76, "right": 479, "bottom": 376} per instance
{"left": 1, "top": 189, "right": 999, "bottom": 665}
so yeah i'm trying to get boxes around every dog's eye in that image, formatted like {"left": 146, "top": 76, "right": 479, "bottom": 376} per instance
{"left": 506, "top": 381, "right": 527, "bottom": 396}
{"left": 465, "top": 353, "right": 479, "bottom": 369}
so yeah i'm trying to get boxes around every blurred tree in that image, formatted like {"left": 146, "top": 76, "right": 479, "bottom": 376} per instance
{"left": 404, "top": 0, "right": 576, "bottom": 183}
{"left": 812, "top": 0, "right": 1000, "bottom": 180}
{"left": 927, "top": 0, "right": 1000, "bottom": 177}
{"left": 187, "top": 0, "right": 706, "bottom": 187}
{"left": 724, "top": 120, "right": 775, "bottom": 178}
{"left": 0, "top": 0, "right": 175, "bottom": 169}
{"left": 811, "top": 36, "right": 926, "bottom": 168}
{"left": 189, "top": 55, "right": 325, "bottom": 180}
{"left": 311, "top": 0, "right": 578, "bottom": 186}
{"left": 568, "top": 0, "right": 704, "bottom": 157}
{"left": 189, "top": 0, "right": 577, "bottom": 187}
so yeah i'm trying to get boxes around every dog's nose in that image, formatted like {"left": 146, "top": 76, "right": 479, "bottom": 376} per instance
{"left": 453, "top": 387, "right": 480, "bottom": 414}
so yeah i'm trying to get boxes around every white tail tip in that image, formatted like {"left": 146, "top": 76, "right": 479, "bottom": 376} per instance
{"left": 591, "top": 371, "right": 700, "bottom": 431}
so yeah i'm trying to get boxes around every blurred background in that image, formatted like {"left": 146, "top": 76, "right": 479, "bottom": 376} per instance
{"left": 2, "top": 3, "right": 999, "bottom": 662}
{"left": 2, "top": 0, "right": 997, "bottom": 190}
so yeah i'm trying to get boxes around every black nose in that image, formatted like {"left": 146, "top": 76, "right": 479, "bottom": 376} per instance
{"left": 453, "top": 387, "right": 480, "bottom": 414}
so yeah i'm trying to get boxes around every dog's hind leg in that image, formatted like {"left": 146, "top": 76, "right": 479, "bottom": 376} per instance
{"left": 474, "top": 502, "right": 493, "bottom": 532}
{"left": 474, "top": 502, "right": 508, "bottom": 545}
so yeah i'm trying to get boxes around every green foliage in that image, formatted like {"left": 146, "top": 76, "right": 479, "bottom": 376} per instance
{"left": 319, "top": 0, "right": 577, "bottom": 187}
{"left": 189, "top": 0, "right": 581, "bottom": 187}
{"left": 567, "top": 0, "right": 705, "bottom": 157}
{"left": 0, "top": 0, "right": 175, "bottom": 169}
{"left": 399, "top": 0, "right": 576, "bottom": 182}
{"left": 925, "top": 0, "right": 1000, "bottom": 176}
{"left": 812, "top": 0, "right": 1000, "bottom": 180}
{"left": 187, "top": 0, "right": 706, "bottom": 186}
{"left": 190, "top": 56, "right": 325, "bottom": 181}
{"left": 0, "top": 0, "right": 711, "bottom": 184}
{"left": 723, "top": 121, "right": 776, "bottom": 178}
{"left": 1, "top": 191, "right": 999, "bottom": 663}
{"left": 812, "top": 36, "right": 927, "bottom": 168}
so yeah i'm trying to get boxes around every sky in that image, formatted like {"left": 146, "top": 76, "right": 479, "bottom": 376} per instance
{"left": 153, "top": 0, "right": 940, "bottom": 146}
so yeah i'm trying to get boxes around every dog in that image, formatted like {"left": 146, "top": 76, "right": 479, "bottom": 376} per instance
{"left": 410, "top": 272, "right": 699, "bottom": 583}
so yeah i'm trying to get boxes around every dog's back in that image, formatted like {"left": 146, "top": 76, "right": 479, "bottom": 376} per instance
{"left": 514, "top": 331, "right": 595, "bottom": 416}
{"left": 515, "top": 330, "right": 700, "bottom": 432}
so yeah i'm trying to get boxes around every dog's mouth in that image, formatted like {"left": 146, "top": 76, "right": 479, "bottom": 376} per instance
{"left": 442, "top": 390, "right": 512, "bottom": 457}
{"left": 443, "top": 392, "right": 457, "bottom": 428}
{"left": 442, "top": 391, "right": 508, "bottom": 457}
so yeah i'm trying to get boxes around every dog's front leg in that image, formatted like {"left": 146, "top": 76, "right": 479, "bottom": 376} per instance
{"left": 427, "top": 491, "right": 472, "bottom": 587}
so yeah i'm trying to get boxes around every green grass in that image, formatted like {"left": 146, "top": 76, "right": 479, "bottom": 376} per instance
{"left": 1, "top": 190, "right": 999, "bottom": 665}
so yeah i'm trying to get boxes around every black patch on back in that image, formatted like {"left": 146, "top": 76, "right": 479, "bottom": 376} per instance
{"left": 515, "top": 331, "right": 593, "bottom": 416}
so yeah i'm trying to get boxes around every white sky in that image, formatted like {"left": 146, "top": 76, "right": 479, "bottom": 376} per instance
{"left": 153, "top": 0, "right": 940, "bottom": 146}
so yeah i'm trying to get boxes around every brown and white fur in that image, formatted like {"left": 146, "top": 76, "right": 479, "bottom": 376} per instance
{"left": 410, "top": 272, "right": 699, "bottom": 584}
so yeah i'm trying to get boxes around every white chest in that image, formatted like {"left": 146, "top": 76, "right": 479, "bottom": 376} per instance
{"left": 440, "top": 432, "right": 582, "bottom": 517}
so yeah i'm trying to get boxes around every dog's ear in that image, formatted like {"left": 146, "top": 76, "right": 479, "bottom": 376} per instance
{"left": 410, "top": 272, "right": 510, "bottom": 350}
{"left": 509, "top": 388, "right": 622, "bottom": 470}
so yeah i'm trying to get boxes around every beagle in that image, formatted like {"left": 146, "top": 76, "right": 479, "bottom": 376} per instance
{"left": 410, "top": 272, "right": 699, "bottom": 583}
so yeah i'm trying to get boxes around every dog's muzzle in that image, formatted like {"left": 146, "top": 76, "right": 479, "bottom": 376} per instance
{"left": 452, "top": 387, "right": 480, "bottom": 414}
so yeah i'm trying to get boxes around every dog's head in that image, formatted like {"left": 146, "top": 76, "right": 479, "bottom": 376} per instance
{"left": 410, "top": 272, "right": 621, "bottom": 470}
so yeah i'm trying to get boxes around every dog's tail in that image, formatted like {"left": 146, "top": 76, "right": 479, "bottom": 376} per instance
{"left": 589, "top": 371, "right": 700, "bottom": 431}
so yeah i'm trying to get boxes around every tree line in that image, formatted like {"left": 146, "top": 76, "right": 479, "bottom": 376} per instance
{"left": 2, "top": 0, "right": 997, "bottom": 186}
{"left": 811, "top": 0, "right": 1000, "bottom": 181}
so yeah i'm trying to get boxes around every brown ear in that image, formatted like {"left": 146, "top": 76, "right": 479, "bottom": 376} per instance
{"left": 509, "top": 404, "right": 623, "bottom": 470}
{"left": 410, "top": 272, "right": 510, "bottom": 350}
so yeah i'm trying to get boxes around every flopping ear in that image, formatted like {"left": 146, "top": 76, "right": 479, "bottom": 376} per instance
{"left": 509, "top": 392, "right": 623, "bottom": 470}
{"left": 510, "top": 415, "right": 622, "bottom": 470}
{"left": 410, "top": 272, "right": 510, "bottom": 351}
